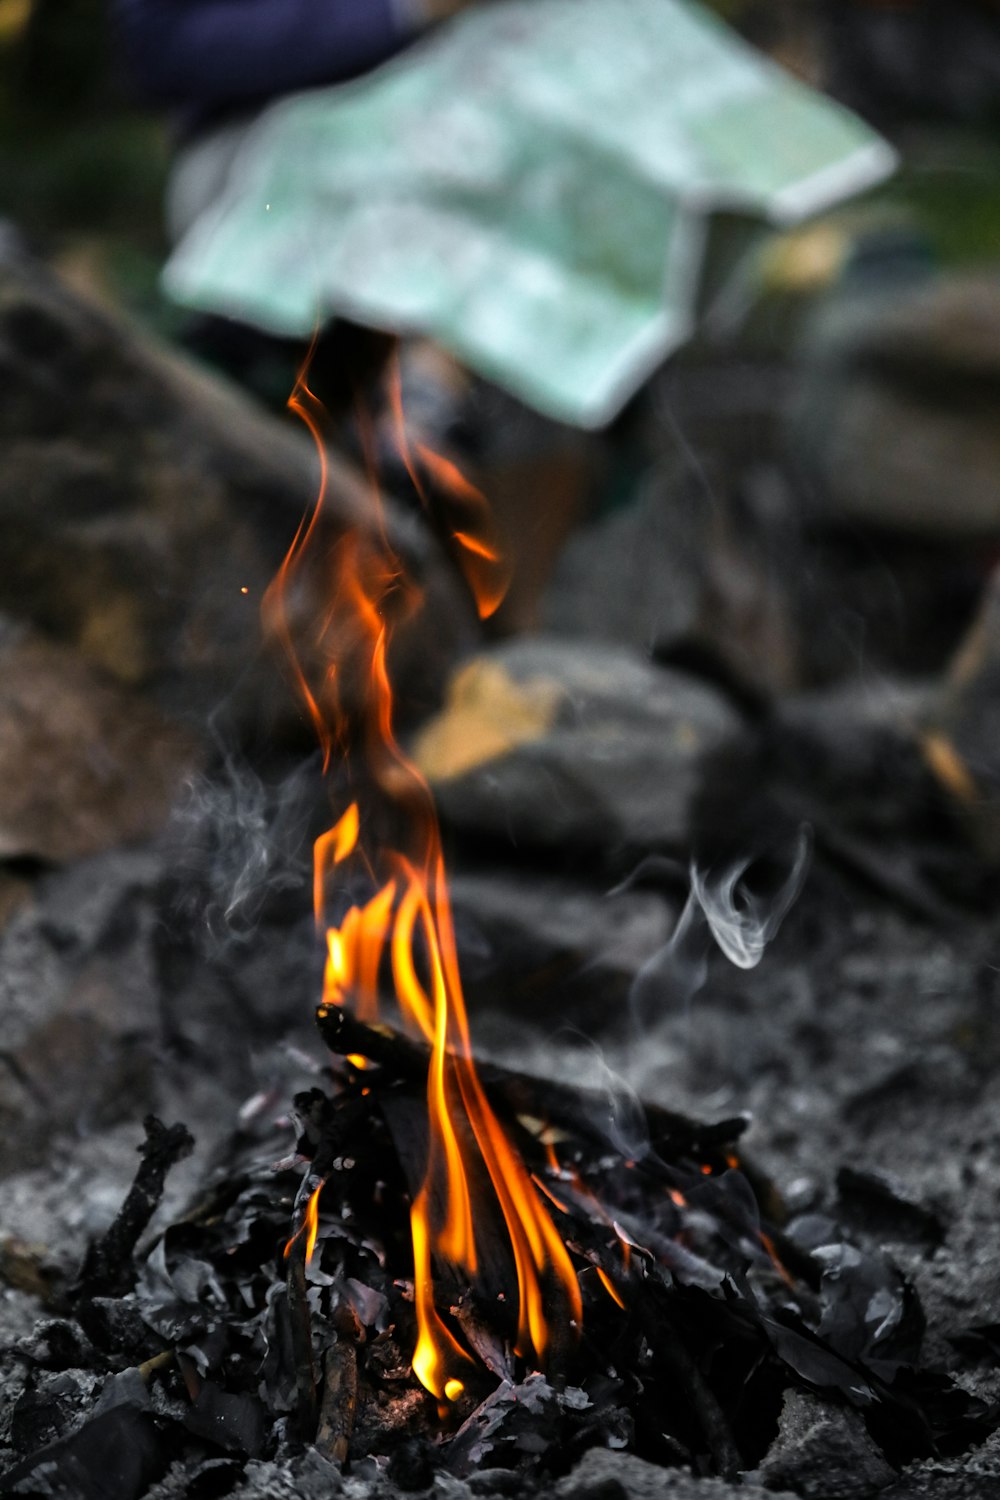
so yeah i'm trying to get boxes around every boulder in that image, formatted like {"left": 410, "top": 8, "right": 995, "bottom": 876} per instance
{"left": 543, "top": 464, "right": 801, "bottom": 703}
{"left": 0, "top": 627, "right": 199, "bottom": 863}
{"left": 688, "top": 673, "right": 989, "bottom": 923}
{"left": 413, "top": 638, "right": 741, "bottom": 862}
{"left": 790, "top": 270, "right": 1000, "bottom": 538}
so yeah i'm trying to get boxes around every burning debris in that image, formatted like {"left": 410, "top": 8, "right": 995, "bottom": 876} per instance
{"left": 0, "top": 1013, "right": 993, "bottom": 1498}
{"left": 3, "top": 341, "right": 999, "bottom": 1500}
{"left": 6, "top": 210, "right": 1000, "bottom": 1499}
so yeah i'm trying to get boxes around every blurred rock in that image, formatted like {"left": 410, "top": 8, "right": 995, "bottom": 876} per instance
{"left": 701, "top": 672, "right": 934, "bottom": 861}
{"left": 792, "top": 270, "right": 1000, "bottom": 538}
{"left": 753, "top": 1389, "right": 895, "bottom": 1499}
{"left": 0, "top": 874, "right": 33, "bottom": 935}
{"left": 823, "top": 3, "right": 1000, "bottom": 128}
{"left": 543, "top": 477, "right": 699, "bottom": 657}
{"left": 413, "top": 638, "right": 740, "bottom": 862}
{"left": 554, "top": 1448, "right": 795, "bottom": 1500}
{"left": 923, "top": 561, "right": 1000, "bottom": 862}
{"left": 0, "top": 627, "right": 199, "bottom": 863}
{"left": 691, "top": 675, "right": 987, "bottom": 920}
{"left": 0, "top": 247, "right": 470, "bottom": 738}
{"left": 449, "top": 867, "right": 673, "bottom": 1027}
{"left": 772, "top": 678, "right": 934, "bottom": 834}
{"left": 543, "top": 456, "right": 801, "bottom": 704}
{"left": 861, "top": 270, "right": 1000, "bottom": 386}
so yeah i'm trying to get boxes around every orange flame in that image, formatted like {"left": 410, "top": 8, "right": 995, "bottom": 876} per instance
{"left": 385, "top": 354, "right": 510, "bottom": 620}
{"left": 758, "top": 1230, "right": 795, "bottom": 1289}
{"left": 268, "top": 350, "right": 580, "bottom": 1401}
{"left": 414, "top": 444, "right": 510, "bottom": 621}
{"left": 595, "top": 1266, "right": 626, "bottom": 1310}
{"left": 284, "top": 1181, "right": 324, "bottom": 1264}
{"left": 537, "top": 1144, "right": 632, "bottom": 1305}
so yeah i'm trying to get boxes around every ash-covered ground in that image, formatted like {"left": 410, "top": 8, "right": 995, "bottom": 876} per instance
{"left": 3, "top": 692, "right": 1000, "bottom": 1499}
{"left": 5, "top": 245, "right": 1000, "bottom": 1499}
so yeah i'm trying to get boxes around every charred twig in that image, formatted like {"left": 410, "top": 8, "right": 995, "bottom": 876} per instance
{"left": 453, "top": 1294, "right": 514, "bottom": 1384}
{"left": 74, "top": 1115, "right": 194, "bottom": 1299}
{"left": 287, "top": 1248, "right": 319, "bottom": 1434}
{"left": 287, "top": 1244, "right": 318, "bottom": 1439}
{"left": 282, "top": 1086, "right": 381, "bottom": 1438}
{"left": 315, "top": 1005, "right": 747, "bottom": 1163}
{"left": 316, "top": 1004, "right": 426, "bottom": 1079}
{"left": 653, "top": 1303, "right": 742, "bottom": 1480}
{"left": 285, "top": 1164, "right": 325, "bottom": 1438}
{"left": 315, "top": 1303, "right": 361, "bottom": 1466}
{"left": 283, "top": 1080, "right": 374, "bottom": 1438}
{"left": 444, "top": 1378, "right": 517, "bottom": 1477}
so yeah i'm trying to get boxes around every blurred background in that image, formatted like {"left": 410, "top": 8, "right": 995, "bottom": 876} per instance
{"left": 3, "top": 0, "right": 1000, "bottom": 994}
{"left": 6, "top": 0, "right": 1000, "bottom": 680}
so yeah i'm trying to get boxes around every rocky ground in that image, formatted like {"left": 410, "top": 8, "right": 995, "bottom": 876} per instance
{"left": 4, "top": 242, "right": 1000, "bottom": 1498}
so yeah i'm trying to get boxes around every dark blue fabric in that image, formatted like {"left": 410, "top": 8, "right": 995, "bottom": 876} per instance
{"left": 112, "top": 0, "right": 414, "bottom": 109}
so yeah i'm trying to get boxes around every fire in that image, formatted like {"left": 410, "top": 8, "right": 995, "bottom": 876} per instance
{"left": 284, "top": 1180, "right": 324, "bottom": 1264}
{"left": 267, "top": 353, "right": 581, "bottom": 1401}
{"left": 595, "top": 1266, "right": 626, "bottom": 1311}
{"left": 386, "top": 354, "right": 510, "bottom": 621}
{"left": 537, "top": 1141, "right": 633, "bottom": 1296}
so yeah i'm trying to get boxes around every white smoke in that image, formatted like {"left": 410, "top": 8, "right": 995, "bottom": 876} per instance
{"left": 625, "top": 825, "right": 812, "bottom": 1022}
{"left": 163, "top": 739, "right": 318, "bottom": 950}
{"left": 691, "top": 825, "right": 812, "bottom": 971}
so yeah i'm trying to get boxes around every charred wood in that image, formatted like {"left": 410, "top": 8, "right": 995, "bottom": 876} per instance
{"left": 314, "top": 1004, "right": 749, "bottom": 1165}
{"left": 73, "top": 1115, "right": 194, "bottom": 1301}
{"left": 315, "top": 1304, "right": 360, "bottom": 1466}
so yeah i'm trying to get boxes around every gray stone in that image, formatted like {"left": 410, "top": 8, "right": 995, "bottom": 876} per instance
{"left": 690, "top": 676, "right": 945, "bottom": 902}
{"left": 752, "top": 1390, "right": 895, "bottom": 1499}
{"left": 879, "top": 1424, "right": 1000, "bottom": 1499}
{"left": 416, "top": 638, "right": 740, "bottom": 860}
{"left": 0, "top": 628, "right": 199, "bottom": 864}
{"left": 542, "top": 465, "right": 801, "bottom": 702}
{"left": 844, "top": 271, "right": 1000, "bottom": 388}
{"left": 225, "top": 1453, "right": 344, "bottom": 1498}
{"left": 804, "top": 375, "right": 1000, "bottom": 536}
{"left": 555, "top": 1447, "right": 796, "bottom": 1500}
{"left": 790, "top": 272, "right": 1000, "bottom": 538}
{"left": 450, "top": 867, "right": 674, "bottom": 1027}
{"left": 772, "top": 677, "right": 935, "bottom": 833}
{"left": 543, "top": 477, "right": 701, "bottom": 660}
